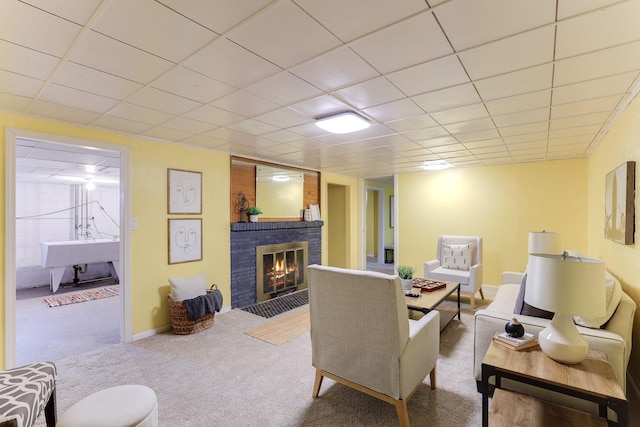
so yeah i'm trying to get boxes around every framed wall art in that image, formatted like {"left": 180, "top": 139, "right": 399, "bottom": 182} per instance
{"left": 604, "top": 161, "right": 635, "bottom": 245}
{"left": 168, "top": 168, "right": 202, "bottom": 214}
{"left": 168, "top": 218, "right": 202, "bottom": 264}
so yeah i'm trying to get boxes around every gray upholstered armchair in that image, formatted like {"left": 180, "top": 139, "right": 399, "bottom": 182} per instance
{"left": 307, "top": 265, "right": 439, "bottom": 427}
{"left": 424, "top": 235, "right": 484, "bottom": 309}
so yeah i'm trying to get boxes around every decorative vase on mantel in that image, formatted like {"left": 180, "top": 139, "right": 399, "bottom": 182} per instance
{"left": 249, "top": 214, "right": 258, "bottom": 223}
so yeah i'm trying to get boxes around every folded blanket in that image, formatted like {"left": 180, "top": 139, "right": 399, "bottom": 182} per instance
{"left": 183, "top": 290, "right": 223, "bottom": 321}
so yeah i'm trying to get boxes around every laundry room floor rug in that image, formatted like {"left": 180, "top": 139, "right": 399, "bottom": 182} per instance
{"left": 43, "top": 287, "right": 119, "bottom": 307}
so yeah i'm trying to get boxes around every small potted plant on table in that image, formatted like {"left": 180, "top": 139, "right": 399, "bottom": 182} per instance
{"left": 397, "top": 265, "right": 415, "bottom": 291}
{"left": 247, "top": 206, "right": 263, "bottom": 222}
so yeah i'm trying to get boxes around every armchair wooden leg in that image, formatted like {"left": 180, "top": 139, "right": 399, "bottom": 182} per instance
{"left": 479, "top": 288, "right": 485, "bottom": 300}
{"left": 312, "top": 368, "right": 324, "bottom": 398}
{"left": 429, "top": 366, "right": 436, "bottom": 390}
{"left": 394, "top": 399, "right": 410, "bottom": 427}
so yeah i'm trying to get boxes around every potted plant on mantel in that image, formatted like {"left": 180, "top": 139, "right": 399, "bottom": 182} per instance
{"left": 247, "top": 206, "right": 263, "bottom": 223}
{"left": 397, "top": 265, "right": 415, "bottom": 291}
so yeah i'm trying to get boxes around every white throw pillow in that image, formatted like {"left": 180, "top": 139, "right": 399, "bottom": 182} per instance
{"left": 169, "top": 273, "right": 207, "bottom": 301}
{"left": 573, "top": 272, "right": 622, "bottom": 329}
{"left": 442, "top": 244, "right": 473, "bottom": 271}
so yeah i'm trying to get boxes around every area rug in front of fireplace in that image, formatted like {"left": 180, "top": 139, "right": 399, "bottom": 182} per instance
{"left": 43, "top": 287, "right": 119, "bottom": 307}
{"left": 241, "top": 289, "right": 308, "bottom": 318}
{"left": 244, "top": 307, "right": 310, "bottom": 345}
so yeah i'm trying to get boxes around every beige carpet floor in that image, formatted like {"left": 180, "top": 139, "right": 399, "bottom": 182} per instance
{"left": 35, "top": 299, "right": 486, "bottom": 427}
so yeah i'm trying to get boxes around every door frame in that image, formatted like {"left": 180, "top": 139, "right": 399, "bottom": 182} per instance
{"left": 365, "top": 185, "right": 385, "bottom": 264}
{"left": 4, "top": 128, "right": 132, "bottom": 368}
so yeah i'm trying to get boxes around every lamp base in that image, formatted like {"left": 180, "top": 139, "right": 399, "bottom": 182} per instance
{"left": 538, "top": 313, "right": 588, "bottom": 364}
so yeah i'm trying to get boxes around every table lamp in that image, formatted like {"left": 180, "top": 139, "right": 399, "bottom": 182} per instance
{"left": 525, "top": 252, "right": 606, "bottom": 364}
{"left": 528, "top": 231, "right": 560, "bottom": 254}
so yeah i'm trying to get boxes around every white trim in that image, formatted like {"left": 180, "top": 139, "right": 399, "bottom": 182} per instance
{"left": 5, "top": 128, "right": 132, "bottom": 367}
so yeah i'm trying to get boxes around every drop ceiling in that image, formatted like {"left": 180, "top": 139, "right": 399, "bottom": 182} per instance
{"left": 2, "top": 0, "right": 640, "bottom": 179}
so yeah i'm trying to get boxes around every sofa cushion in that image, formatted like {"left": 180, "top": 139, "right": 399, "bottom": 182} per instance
{"left": 442, "top": 243, "right": 473, "bottom": 271}
{"left": 513, "top": 274, "right": 554, "bottom": 320}
{"left": 169, "top": 273, "right": 207, "bottom": 301}
{"left": 573, "top": 272, "right": 622, "bottom": 329}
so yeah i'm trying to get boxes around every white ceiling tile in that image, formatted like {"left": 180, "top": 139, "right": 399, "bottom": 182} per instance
{"left": 402, "top": 127, "right": 451, "bottom": 141}
{"left": 0, "top": 1, "right": 81, "bottom": 57}
{"left": 212, "top": 90, "right": 279, "bottom": 117}
{"left": 29, "top": 100, "right": 100, "bottom": 124}
{"left": 152, "top": 67, "right": 235, "bottom": 104}
{"left": 506, "top": 139, "right": 547, "bottom": 150}
{"left": 246, "top": 72, "right": 323, "bottom": 106}
{"left": 384, "top": 115, "right": 439, "bottom": 133}
{"left": 431, "top": 104, "right": 489, "bottom": 125}
{"left": 141, "top": 126, "right": 194, "bottom": 142}
{"left": 556, "top": 0, "right": 621, "bottom": 19}
{"left": 412, "top": 84, "right": 481, "bottom": 113}
{"left": 205, "top": 127, "right": 261, "bottom": 144}
{"left": 93, "top": 0, "right": 217, "bottom": 63}
{"left": 463, "top": 138, "right": 505, "bottom": 149}
{"left": 158, "top": 0, "right": 272, "bottom": 33}
{"left": 363, "top": 99, "right": 425, "bottom": 123}
{"left": 349, "top": 12, "right": 452, "bottom": 74}
{"left": 290, "top": 47, "right": 379, "bottom": 92}
{"left": 551, "top": 95, "right": 623, "bottom": 119}
{"left": 182, "top": 134, "right": 228, "bottom": 149}
{"left": 183, "top": 38, "right": 280, "bottom": 87}
{"left": 498, "top": 121, "right": 550, "bottom": 137}
{"left": 227, "top": 2, "right": 341, "bottom": 68}
{"left": 548, "top": 124, "right": 601, "bottom": 139}
{"left": 334, "top": 77, "right": 406, "bottom": 109}
{"left": 555, "top": 1, "right": 640, "bottom": 60}
{"left": 161, "top": 116, "right": 215, "bottom": 134}
{"left": 554, "top": 41, "right": 640, "bottom": 86}
{"left": 493, "top": 108, "right": 550, "bottom": 128}
{"left": 254, "top": 108, "right": 311, "bottom": 129}
{"left": 288, "top": 95, "right": 351, "bottom": 118}
{"left": 295, "top": 0, "right": 427, "bottom": 42}
{"left": 40, "top": 84, "right": 119, "bottom": 113}
{"left": 387, "top": 56, "right": 470, "bottom": 96}
{"left": 485, "top": 90, "right": 551, "bottom": 116}
{"left": 553, "top": 72, "right": 638, "bottom": 105}
{"left": 434, "top": 0, "right": 556, "bottom": 50}
{"left": 503, "top": 131, "right": 548, "bottom": 144}
{"left": 0, "top": 41, "right": 60, "bottom": 80}
{"left": 0, "top": 70, "right": 43, "bottom": 97}
{"left": 454, "top": 128, "right": 501, "bottom": 142}
{"left": 22, "top": 0, "right": 103, "bottom": 25}
{"left": 52, "top": 62, "right": 143, "bottom": 99}
{"left": 128, "top": 87, "right": 202, "bottom": 115}
{"left": 549, "top": 112, "right": 611, "bottom": 130}
{"left": 108, "top": 103, "right": 174, "bottom": 126}
{"left": 444, "top": 118, "right": 495, "bottom": 134}
{"left": 183, "top": 105, "right": 245, "bottom": 127}
{"left": 69, "top": 30, "right": 174, "bottom": 83}
{"left": 475, "top": 64, "right": 553, "bottom": 101}
{"left": 459, "top": 27, "right": 555, "bottom": 80}
{"left": 0, "top": 94, "right": 31, "bottom": 112}
{"left": 261, "top": 130, "right": 305, "bottom": 144}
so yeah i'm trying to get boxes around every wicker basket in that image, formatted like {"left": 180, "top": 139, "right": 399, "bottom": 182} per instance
{"left": 168, "top": 295, "right": 215, "bottom": 335}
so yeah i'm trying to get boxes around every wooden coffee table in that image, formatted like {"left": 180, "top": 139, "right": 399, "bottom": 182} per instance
{"left": 405, "top": 279, "right": 460, "bottom": 331}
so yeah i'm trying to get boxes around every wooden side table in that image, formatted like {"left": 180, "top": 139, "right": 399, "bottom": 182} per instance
{"left": 481, "top": 341, "right": 628, "bottom": 426}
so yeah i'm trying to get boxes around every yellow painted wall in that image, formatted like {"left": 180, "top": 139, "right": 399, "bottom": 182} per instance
{"left": 327, "top": 184, "right": 347, "bottom": 268}
{"left": 396, "top": 159, "right": 588, "bottom": 286}
{"left": 321, "top": 172, "right": 360, "bottom": 269}
{"left": 0, "top": 113, "right": 230, "bottom": 366}
{"left": 586, "top": 94, "right": 640, "bottom": 387}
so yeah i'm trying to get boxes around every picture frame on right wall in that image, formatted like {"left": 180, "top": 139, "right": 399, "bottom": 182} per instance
{"left": 605, "top": 161, "right": 636, "bottom": 245}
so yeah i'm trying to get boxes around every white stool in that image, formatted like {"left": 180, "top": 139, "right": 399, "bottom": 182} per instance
{"left": 57, "top": 384, "right": 158, "bottom": 427}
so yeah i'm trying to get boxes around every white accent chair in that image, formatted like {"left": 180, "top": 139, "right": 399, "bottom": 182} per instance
{"left": 307, "top": 264, "right": 440, "bottom": 427}
{"left": 424, "top": 235, "right": 484, "bottom": 309}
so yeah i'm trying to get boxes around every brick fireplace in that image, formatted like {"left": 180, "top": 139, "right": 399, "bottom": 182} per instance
{"left": 230, "top": 221, "right": 322, "bottom": 308}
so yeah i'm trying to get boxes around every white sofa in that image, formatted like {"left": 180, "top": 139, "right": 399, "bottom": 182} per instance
{"left": 474, "top": 271, "right": 635, "bottom": 393}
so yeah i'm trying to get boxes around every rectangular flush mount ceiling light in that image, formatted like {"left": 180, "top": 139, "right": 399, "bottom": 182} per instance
{"left": 422, "top": 159, "right": 452, "bottom": 170}
{"left": 315, "top": 112, "right": 370, "bottom": 134}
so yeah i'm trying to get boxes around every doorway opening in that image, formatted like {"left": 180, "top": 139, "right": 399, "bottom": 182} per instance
{"left": 5, "top": 129, "right": 130, "bottom": 367}
{"left": 365, "top": 177, "right": 394, "bottom": 274}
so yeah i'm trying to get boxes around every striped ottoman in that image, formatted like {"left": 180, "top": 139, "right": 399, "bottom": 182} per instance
{"left": 57, "top": 385, "right": 157, "bottom": 427}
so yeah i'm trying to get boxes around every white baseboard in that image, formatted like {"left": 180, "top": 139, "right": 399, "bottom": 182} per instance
{"left": 131, "top": 306, "right": 232, "bottom": 341}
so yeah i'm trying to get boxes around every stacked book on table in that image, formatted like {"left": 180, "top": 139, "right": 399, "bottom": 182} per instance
{"left": 492, "top": 331, "right": 539, "bottom": 351}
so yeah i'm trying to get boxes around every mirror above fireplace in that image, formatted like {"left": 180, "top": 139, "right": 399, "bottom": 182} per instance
{"left": 256, "top": 165, "right": 304, "bottom": 218}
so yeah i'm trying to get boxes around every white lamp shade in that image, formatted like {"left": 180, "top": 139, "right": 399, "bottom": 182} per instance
{"left": 528, "top": 231, "right": 560, "bottom": 254}
{"left": 525, "top": 253, "right": 606, "bottom": 317}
